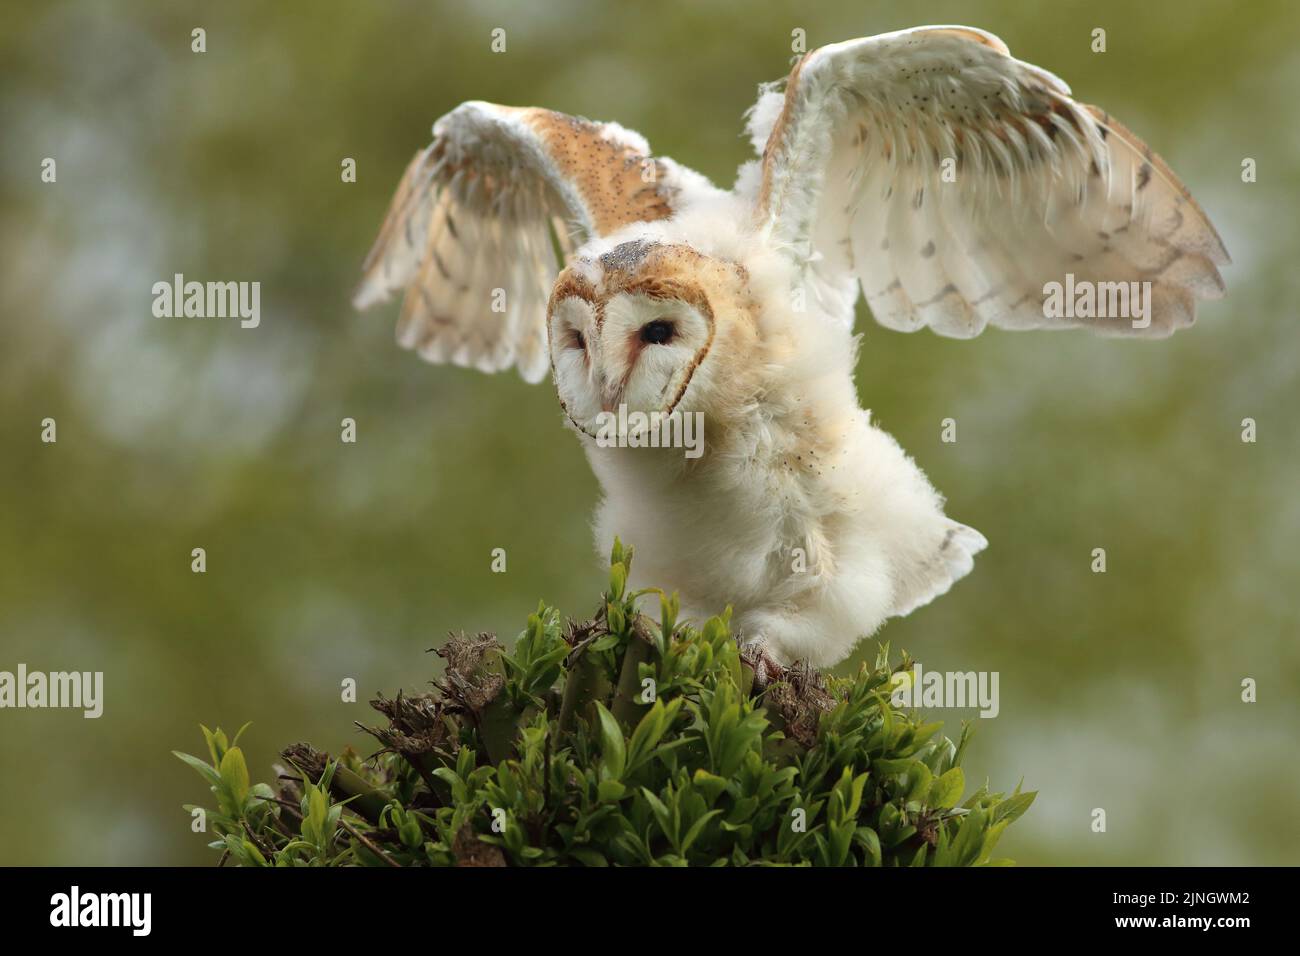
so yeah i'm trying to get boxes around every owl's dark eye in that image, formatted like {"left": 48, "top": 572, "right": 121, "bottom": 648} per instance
{"left": 640, "top": 319, "right": 676, "bottom": 345}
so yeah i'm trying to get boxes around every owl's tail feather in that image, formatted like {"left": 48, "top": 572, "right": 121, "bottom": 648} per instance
{"left": 889, "top": 521, "right": 987, "bottom": 619}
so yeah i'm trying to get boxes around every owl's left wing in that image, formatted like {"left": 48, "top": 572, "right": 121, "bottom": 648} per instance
{"left": 354, "top": 101, "right": 696, "bottom": 381}
{"left": 748, "top": 26, "right": 1228, "bottom": 337}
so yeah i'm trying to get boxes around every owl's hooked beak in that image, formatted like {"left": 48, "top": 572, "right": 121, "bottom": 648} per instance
{"left": 597, "top": 373, "right": 621, "bottom": 414}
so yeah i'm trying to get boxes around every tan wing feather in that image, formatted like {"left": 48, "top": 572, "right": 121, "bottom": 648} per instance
{"left": 354, "top": 102, "right": 683, "bottom": 382}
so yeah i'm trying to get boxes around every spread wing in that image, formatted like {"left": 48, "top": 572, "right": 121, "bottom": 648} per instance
{"left": 747, "top": 26, "right": 1229, "bottom": 338}
{"left": 354, "top": 101, "right": 693, "bottom": 381}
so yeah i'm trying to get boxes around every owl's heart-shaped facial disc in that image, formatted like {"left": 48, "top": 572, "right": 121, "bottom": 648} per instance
{"left": 547, "top": 242, "right": 719, "bottom": 440}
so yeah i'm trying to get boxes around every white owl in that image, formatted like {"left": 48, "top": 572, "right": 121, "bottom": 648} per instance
{"left": 354, "top": 26, "right": 1228, "bottom": 667}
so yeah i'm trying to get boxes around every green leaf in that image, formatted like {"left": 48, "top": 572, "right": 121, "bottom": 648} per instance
{"left": 229, "top": 721, "right": 253, "bottom": 749}
{"left": 594, "top": 703, "right": 626, "bottom": 780}
{"left": 173, "top": 750, "right": 221, "bottom": 788}
{"left": 992, "top": 790, "right": 1037, "bottom": 825}
{"left": 856, "top": 826, "right": 882, "bottom": 867}
{"left": 640, "top": 788, "right": 675, "bottom": 843}
{"left": 680, "top": 810, "right": 723, "bottom": 855}
{"left": 906, "top": 721, "right": 945, "bottom": 752}
{"left": 692, "top": 769, "right": 729, "bottom": 804}
{"left": 609, "top": 562, "right": 627, "bottom": 601}
{"left": 568, "top": 847, "right": 609, "bottom": 867}
{"left": 597, "top": 779, "right": 627, "bottom": 802}
{"left": 871, "top": 757, "right": 914, "bottom": 776}
{"left": 242, "top": 839, "right": 269, "bottom": 866}
{"left": 199, "top": 724, "right": 220, "bottom": 766}
{"left": 950, "top": 806, "right": 988, "bottom": 866}
{"left": 659, "top": 592, "right": 679, "bottom": 647}
{"left": 930, "top": 767, "right": 965, "bottom": 810}
{"left": 627, "top": 699, "right": 680, "bottom": 775}
{"left": 590, "top": 632, "right": 620, "bottom": 652}
{"left": 219, "top": 747, "right": 250, "bottom": 808}
{"left": 907, "top": 762, "right": 933, "bottom": 803}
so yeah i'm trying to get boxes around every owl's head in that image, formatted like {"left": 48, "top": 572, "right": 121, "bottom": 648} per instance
{"left": 546, "top": 240, "right": 756, "bottom": 441}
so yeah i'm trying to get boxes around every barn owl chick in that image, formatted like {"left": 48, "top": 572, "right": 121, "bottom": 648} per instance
{"left": 354, "top": 26, "right": 1228, "bottom": 667}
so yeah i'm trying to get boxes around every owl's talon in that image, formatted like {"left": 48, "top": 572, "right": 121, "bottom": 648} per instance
{"left": 742, "top": 641, "right": 787, "bottom": 692}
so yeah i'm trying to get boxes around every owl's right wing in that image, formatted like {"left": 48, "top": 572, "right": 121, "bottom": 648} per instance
{"left": 354, "top": 101, "right": 697, "bottom": 382}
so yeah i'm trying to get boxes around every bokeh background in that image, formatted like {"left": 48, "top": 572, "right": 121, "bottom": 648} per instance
{"left": 1, "top": 0, "right": 1296, "bottom": 866}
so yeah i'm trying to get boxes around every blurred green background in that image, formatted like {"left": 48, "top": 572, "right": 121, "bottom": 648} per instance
{"left": 1, "top": 0, "right": 1296, "bottom": 866}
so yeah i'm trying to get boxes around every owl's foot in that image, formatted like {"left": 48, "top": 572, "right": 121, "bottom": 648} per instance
{"left": 740, "top": 640, "right": 787, "bottom": 691}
